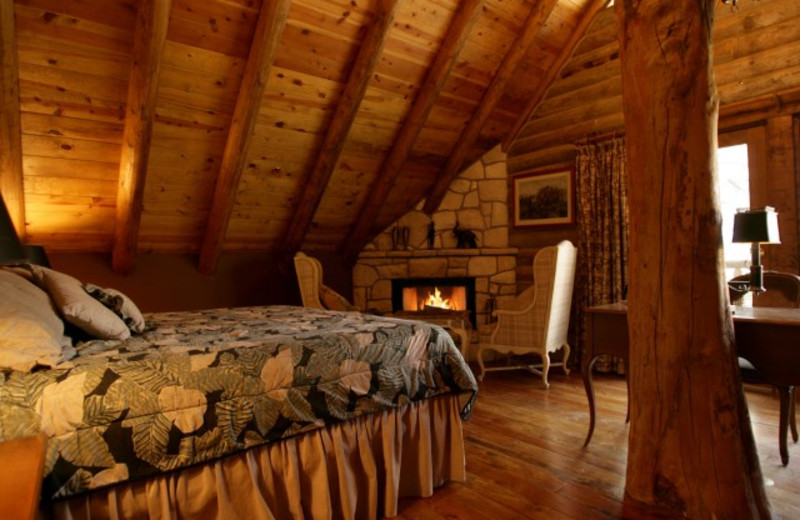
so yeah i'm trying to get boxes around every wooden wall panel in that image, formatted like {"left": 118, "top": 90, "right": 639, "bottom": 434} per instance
{"left": 16, "top": 0, "right": 766, "bottom": 262}
{"left": 15, "top": 0, "right": 132, "bottom": 251}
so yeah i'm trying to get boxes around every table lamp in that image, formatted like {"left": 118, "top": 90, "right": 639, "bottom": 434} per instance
{"left": 732, "top": 206, "right": 781, "bottom": 293}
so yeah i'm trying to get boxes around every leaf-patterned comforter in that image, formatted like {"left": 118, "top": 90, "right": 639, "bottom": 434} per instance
{"left": 0, "top": 305, "right": 478, "bottom": 500}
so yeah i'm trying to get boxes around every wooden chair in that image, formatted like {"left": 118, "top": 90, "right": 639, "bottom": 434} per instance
{"left": 293, "top": 252, "right": 357, "bottom": 311}
{"left": 729, "top": 270, "right": 800, "bottom": 465}
{"left": 477, "top": 240, "right": 577, "bottom": 388}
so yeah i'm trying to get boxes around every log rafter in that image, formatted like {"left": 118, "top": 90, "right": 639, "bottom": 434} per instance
{"left": 112, "top": 0, "right": 172, "bottom": 274}
{"left": 279, "top": 0, "right": 400, "bottom": 258}
{"left": 503, "top": 0, "right": 611, "bottom": 152}
{"left": 341, "top": 0, "right": 485, "bottom": 261}
{"left": 0, "top": 0, "right": 25, "bottom": 239}
{"left": 422, "top": 0, "right": 560, "bottom": 215}
{"left": 197, "top": 0, "right": 292, "bottom": 275}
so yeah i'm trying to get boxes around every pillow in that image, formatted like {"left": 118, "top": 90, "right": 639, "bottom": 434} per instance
{"left": 29, "top": 266, "right": 130, "bottom": 341}
{"left": 84, "top": 284, "right": 146, "bottom": 333}
{"left": 0, "top": 270, "right": 71, "bottom": 371}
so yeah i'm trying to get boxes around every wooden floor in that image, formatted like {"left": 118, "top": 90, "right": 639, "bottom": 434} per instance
{"left": 394, "top": 370, "right": 800, "bottom": 520}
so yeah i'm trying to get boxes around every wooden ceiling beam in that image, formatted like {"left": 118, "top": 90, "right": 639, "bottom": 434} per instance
{"left": 422, "top": 0, "right": 560, "bottom": 215}
{"left": 0, "top": 0, "right": 25, "bottom": 239}
{"left": 198, "top": 0, "right": 292, "bottom": 275}
{"left": 112, "top": 0, "right": 172, "bottom": 274}
{"left": 279, "top": 0, "right": 400, "bottom": 257}
{"left": 502, "top": 0, "right": 611, "bottom": 152}
{"left": 341, "top": 0, "right": 485, "bottom": 261}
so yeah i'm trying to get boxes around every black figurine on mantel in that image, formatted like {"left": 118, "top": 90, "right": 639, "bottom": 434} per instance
{"left": 427, "top": 221, "right": 435, "bottom": 249}
{"left": 453, "top": 222, "right": 478, "bottom": 249}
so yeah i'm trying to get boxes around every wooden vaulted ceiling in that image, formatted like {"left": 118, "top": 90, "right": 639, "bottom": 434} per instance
{"left": 0, "top": 0, "right": 608, "bottom": 273}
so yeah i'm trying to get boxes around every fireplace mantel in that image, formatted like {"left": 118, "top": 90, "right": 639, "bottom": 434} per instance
{"left": 359, "top": 247, "right": 518, "bottom": 259}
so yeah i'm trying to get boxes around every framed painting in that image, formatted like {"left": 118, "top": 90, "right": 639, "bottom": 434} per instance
{"left": 513, "top": 166, "right": 575, "bottom": 227}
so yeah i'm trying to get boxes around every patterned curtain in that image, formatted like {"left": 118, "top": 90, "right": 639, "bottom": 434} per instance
{"left": 573, "top": 137, "right": 629, "bottom": 373}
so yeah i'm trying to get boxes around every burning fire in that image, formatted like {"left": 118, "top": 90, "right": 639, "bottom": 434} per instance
{"left": 423, "top": 287, "right": 454, "bottom": 310}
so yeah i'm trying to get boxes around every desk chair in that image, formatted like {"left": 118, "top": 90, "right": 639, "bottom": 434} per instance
{"left": 729, "top": 270, "right": 800, "bottom": 465}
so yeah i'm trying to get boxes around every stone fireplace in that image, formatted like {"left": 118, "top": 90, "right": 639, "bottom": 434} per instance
{"left": 354, "top": 145, "right": 518, "bottom": 355}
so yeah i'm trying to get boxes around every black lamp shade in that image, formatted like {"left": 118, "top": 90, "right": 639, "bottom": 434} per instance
{"left": 732, "top": 207, "right": 780, "bottom": 244}
{"left": 0, "top": 194, "right": 26, "bottom": 265}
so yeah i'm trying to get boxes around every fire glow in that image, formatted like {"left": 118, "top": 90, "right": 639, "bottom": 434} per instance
{"left": 423, "top": 287, "right": 454, "bottom": 310}
{"left": 401, "top": 285, "right": 466, "bottom": 312}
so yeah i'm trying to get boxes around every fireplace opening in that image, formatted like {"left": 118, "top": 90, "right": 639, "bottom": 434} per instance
{"left": 391, "top": 277, "right": 476, "bottom": 328}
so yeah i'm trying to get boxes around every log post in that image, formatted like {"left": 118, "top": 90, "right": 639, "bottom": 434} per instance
{"left": 0, "top": 0, "right": 25, "bottom": 239}
{"left": 616, "top": 0, "right": 772, "bottom": 518}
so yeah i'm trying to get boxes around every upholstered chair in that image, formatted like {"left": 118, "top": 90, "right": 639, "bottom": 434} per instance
{"left": 477, "top": 240, "right": 577, "bottom": 388}
{"left": 293, "top": 252, "right": 357, "bottom": 312}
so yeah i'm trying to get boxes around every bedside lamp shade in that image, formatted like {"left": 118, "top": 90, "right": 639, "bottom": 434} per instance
{"left": 0, "top": 194, "right": 25, "bottom": 265}
{"left": 731, "top": 207, "right": 780, "bottom": 293}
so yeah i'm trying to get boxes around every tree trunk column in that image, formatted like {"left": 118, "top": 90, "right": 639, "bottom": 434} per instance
{"left": 616, "top": 1, "right": 772, "bottom": 518}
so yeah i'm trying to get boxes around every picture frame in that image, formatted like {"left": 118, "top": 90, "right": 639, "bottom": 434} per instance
{"left": 513, "top": 166, "right": 575, "bottom": 227}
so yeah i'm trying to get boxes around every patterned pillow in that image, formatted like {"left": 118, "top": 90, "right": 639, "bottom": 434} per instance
{"left": 29, "top": 266, "right": 130, "bottom": 341}
{"left": 84, "top": 284, "right": 146, "bottom": 333}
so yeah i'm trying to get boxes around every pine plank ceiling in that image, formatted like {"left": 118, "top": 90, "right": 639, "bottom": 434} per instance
{"left": 1, "top": 0, "right": 612, "bottom": 272}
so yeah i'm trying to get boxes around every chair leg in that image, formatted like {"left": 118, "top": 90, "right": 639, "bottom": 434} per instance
{"left": 778, "top": 385, "right": 791, "bottom": 466}
{"left": 477, "top": 346, "right": 487, "bottom": 382}
{"left": 791, "top": 386, "right": 798, "bottom": 443}
{"left": 561, "top": 343, "right": 571, "bottom": 376}
{"left": 540, "top": 352, "right": 551, "bottom": 389}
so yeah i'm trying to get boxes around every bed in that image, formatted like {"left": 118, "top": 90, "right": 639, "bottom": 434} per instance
{"left": 0, "top": 265, "right": 478, "bottom": 520}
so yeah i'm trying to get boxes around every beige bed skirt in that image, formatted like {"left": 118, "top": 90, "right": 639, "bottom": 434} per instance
{"left": 46, "top": 393, "right": 466, "bottom": 520}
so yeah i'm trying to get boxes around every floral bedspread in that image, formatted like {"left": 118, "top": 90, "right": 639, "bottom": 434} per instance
{"left": 0, "top": 306, "right": 477, "bottom": 500}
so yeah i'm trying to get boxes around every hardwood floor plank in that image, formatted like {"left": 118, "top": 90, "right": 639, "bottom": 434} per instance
{"left": 392, "top": 371, "right": 800, "bottom": 519}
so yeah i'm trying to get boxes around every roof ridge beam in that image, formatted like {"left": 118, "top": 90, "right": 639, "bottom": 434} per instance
{"left": 341, "top": 0, "right": 485, "bottom": 261}
{"left": 198, "top": 0, "right": 293, "bottom": 275}
{"left": 112, "top": 0, "right": 172, "bottom": 274}
{"left": 279, "top": 0, "right": 400, "bottom": 258}
{"left": 503, "top": 0, "right": 611, "bottom": 152}
{"left": 1, "top": 0, "right": 25, "bottom": 239}
{"left": 422, "top": 0, "right": 561, "bottom": 215}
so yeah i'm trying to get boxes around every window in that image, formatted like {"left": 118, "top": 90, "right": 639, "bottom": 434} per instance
{"left": 717, "top": 143, "right": 751, "bottom": 281}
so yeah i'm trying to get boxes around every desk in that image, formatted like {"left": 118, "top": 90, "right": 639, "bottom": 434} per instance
{"left": 583, "top": 303, "right": 800, "bottom": 462}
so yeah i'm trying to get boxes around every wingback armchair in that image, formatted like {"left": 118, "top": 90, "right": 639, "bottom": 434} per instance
{"left": 293, "top": 252, "right": 357, "bottom": 312}
{"left": 477, "top": 240, "right": 577, "bottom": 388}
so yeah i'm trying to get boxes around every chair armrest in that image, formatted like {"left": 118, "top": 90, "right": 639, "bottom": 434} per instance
{"left": 493, "top": 306, "right": 533, "bottom": 318}
{"left": 493, "top": 287, "right": 536, "bottom": 317}
{"left": 319, "top": 284, "right": 358, "bottom": 312}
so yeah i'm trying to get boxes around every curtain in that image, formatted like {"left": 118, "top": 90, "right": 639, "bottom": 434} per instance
{"left": 573, "top": 137, "right": 629, "bottom": 373}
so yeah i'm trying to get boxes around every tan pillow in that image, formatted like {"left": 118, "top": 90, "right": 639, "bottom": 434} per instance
{"left": 0, "top": 270, "right": 71, "bottom": 371}
{"left": 319, "top": 284, "right": 356, "bottom": 312}
{"left": 30, "top": 266, "right": 130, "bottom": 341}
{"left": 84, "top": 284, "right": 146, "bottom": 333}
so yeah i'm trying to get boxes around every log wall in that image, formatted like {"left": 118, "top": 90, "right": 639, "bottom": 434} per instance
{"left": 507, "top": 0, "right": 800, "bottom": 277}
